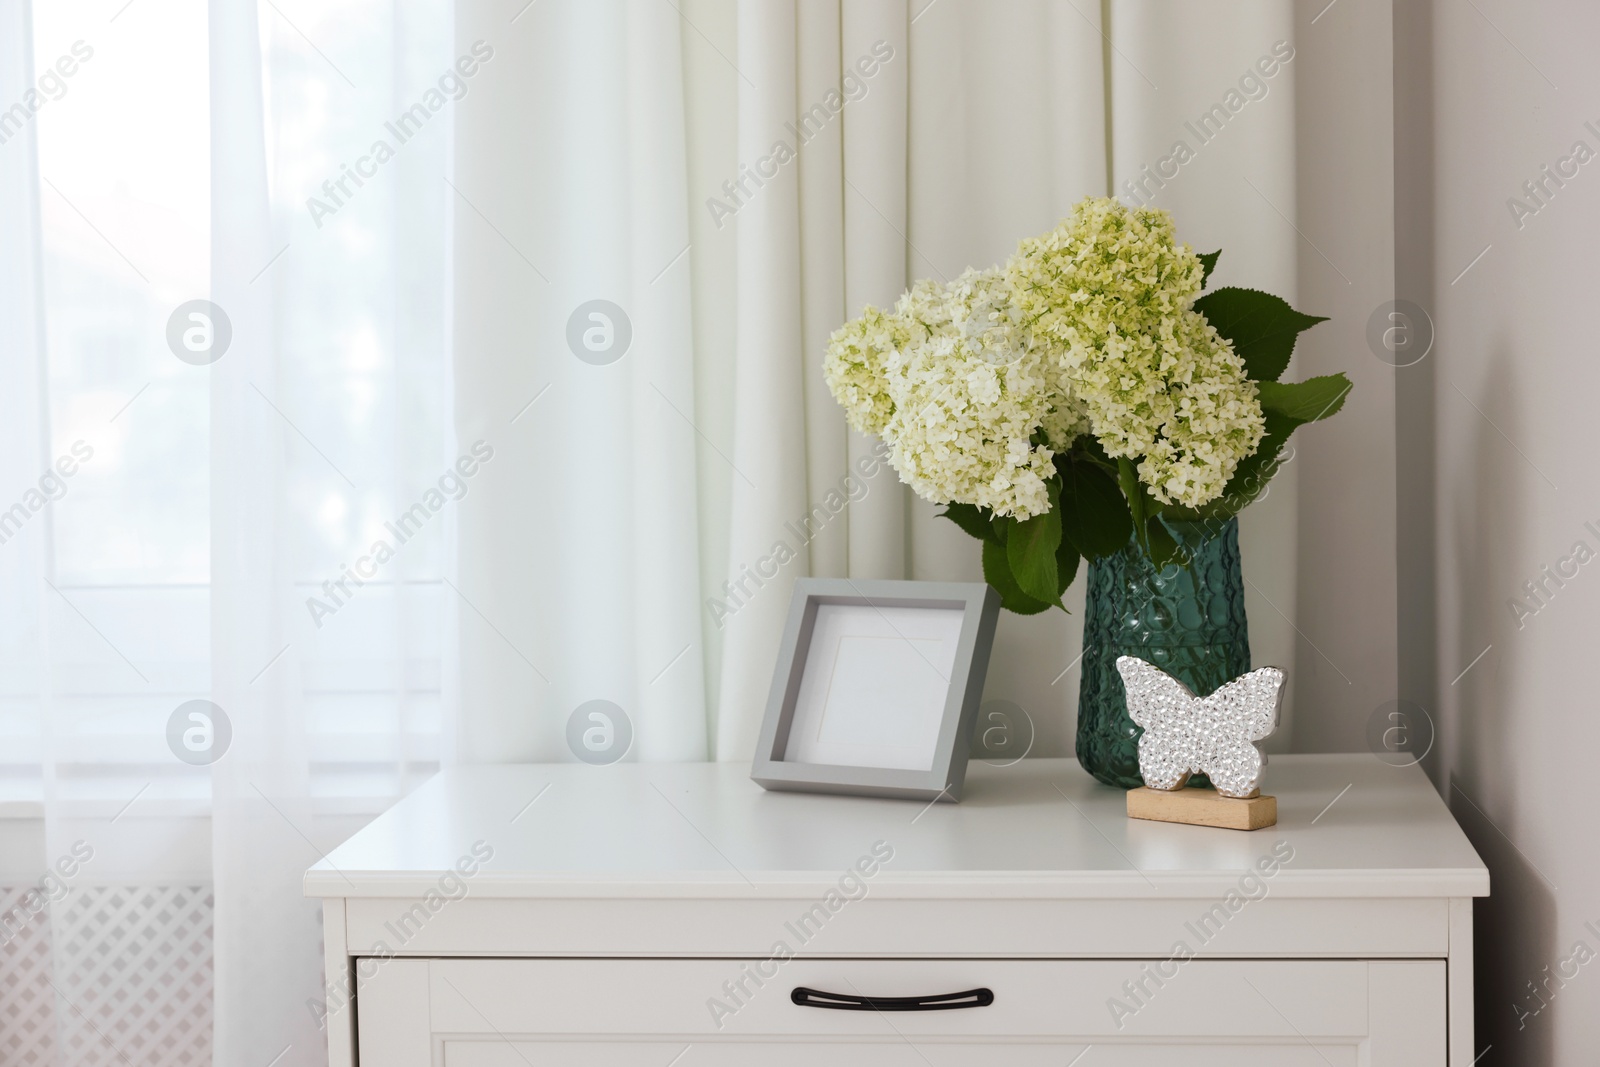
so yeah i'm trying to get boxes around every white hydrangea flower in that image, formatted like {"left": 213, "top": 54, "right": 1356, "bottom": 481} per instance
{"left": 823, "top": 197, "right": 1267, "bottom": 521}
{"left": 1133, "top": 309, "right": 1264, "bottom": 507}
{"left": 823, "top": 304, "right": 905, "bottom": 437}
{"left": 1006, "top": 197, "right": 1264, "bottom": 509}
{"left": 881, "top": 268, "right": 1062, "bottom": 519}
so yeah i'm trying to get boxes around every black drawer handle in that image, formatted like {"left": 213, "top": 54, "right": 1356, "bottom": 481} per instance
{"left": 790, "top": 986, "right": 994, "bottom": 1011}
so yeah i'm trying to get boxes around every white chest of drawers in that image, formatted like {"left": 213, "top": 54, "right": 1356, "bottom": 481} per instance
{"left": 306, "top": 755, "right": 1488, "bottom": 1065}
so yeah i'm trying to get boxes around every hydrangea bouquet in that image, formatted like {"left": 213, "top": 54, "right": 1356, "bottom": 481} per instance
{"left": 824, "top": 197, "right": 1349, "bottom": 614}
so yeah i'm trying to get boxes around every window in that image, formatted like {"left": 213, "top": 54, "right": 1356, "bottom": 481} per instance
{"left": 1, "top": 0, "right": 454, "bottom": 822}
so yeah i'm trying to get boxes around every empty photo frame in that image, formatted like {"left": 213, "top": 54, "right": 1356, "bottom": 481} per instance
{"left": 751, "top": 579, "right": 1001, "bottom": 802}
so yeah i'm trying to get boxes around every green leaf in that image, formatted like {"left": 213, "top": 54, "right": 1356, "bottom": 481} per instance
{"left": 1057, "top": 455, "right": 1134, "bottom": 559}
{"left": 1198, "top": 250, "right": 1221, "bottom": 289}
{"left": 1256, "top": 373, "right": 1352, "bottom": 426}
{"left": 1056, "top": 538, "right": 1081, "bottom": 598}
{"left": 1146, "top": 518, "right": 1187, "bottom": 571}
{"left": 1114, "top": 456, "right": 1187, "bottom": 568}
{"left": 939, "top": 502, "right": 997, "bottom": 543}
{"left": 1071, "top": 435, "right": 1121, "bottom": 475}
{"left": 983, "top": 538, "right": 1053, "bottom": 615}
{"left": 1193, "top": 287, "right": 1328, "bottom": 383}
{"left": 1005, "top": 483, "right": 1063, "bottom": 606}
{"left": 1115, "top": 457, "right": 1150, "bottom": 555}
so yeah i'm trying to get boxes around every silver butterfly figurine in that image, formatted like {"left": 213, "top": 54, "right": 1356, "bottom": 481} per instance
{"left": 1115, "top": 656, "right": 1286, "bottom": 799}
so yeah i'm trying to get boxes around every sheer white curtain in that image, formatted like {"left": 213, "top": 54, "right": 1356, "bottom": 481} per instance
{"left": 0, "top": 0, "right": 49, "bottom": 798}
{"left": 1, "top": 2, "right": 219, "bottom": 1062}
{"left": 451, "top": 0, "right": 707, "bottom": 763}
{"left": 210, "top": 3, "right": 458, "bottom": 1064}
{"left": 2, "top": 1, "right": 455, "bottom": 1064}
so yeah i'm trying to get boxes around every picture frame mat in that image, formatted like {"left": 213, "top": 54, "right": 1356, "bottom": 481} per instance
{"left": 780, "top": 601, "right": 966, "bottom": 771}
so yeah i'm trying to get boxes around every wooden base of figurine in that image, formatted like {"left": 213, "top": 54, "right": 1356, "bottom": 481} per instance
{"left": 1127, "top": 786, "right": 1277, "bottom": 831}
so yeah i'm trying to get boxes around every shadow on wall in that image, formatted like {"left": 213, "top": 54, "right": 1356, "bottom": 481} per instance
{"left": 1449, "top": 353, "right": 1555, "bottom": 1066}
{"left": 1458, "top": 793, "right": 1557, "bottom": 1066}
{"left": 1393, "top": 0, "right": 1440, "bottom": 793}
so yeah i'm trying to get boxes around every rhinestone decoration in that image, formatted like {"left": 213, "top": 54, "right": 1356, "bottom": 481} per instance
{"left": 1116, "top": 655, "right": 1285, "bottom": 799}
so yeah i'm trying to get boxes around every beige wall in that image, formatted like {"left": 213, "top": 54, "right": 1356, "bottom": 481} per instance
{"left": 1398, "top": 0, "right": 1600, "bottom": 1060}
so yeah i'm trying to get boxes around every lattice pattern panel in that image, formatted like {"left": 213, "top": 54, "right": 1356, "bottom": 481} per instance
{"left": 0, "top": 884, "right": 57, "bottom": 1067}
{"left": 0, "top": 885, "right": 213, "bottom": 1067}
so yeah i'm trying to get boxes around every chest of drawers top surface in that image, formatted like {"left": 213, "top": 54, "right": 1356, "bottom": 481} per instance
{"left": 306, "top": 755, "right": 1487, "bottom": 901}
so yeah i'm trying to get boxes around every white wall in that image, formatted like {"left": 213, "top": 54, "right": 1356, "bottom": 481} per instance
{"left": 1398, "top": 1, "right": 1600, "bottom": 1060}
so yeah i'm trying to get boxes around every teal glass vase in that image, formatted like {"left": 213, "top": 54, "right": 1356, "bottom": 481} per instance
{"left": 1075, "top": 517, "right": 1251, "bottom": 789}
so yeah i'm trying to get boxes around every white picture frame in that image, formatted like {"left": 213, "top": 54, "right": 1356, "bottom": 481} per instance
{"left": 750, "top": 578, "right": 1001, "bottom": 802}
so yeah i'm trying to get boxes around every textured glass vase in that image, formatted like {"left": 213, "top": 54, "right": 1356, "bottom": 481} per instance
{"left": 1075, "top": 517, "right": 1251, "bottom": 789}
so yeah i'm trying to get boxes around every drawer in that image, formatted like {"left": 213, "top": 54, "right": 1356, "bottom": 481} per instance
{"left": 357, "top": 957, "right": 1444, "bottom": 1065}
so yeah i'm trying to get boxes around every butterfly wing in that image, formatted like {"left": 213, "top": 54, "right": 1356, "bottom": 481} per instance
{"left": 1207, "top": 666, "right": 1286, "bottom": 741}
{"left": 1117, "top": 656, "right": 1199, "bottom": 791}
{"left": 1199, "top": 666, "right": 1285, "bottom": 797}
{"left": 1116, "top": 656, "right": 1196, "bottom": 729}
